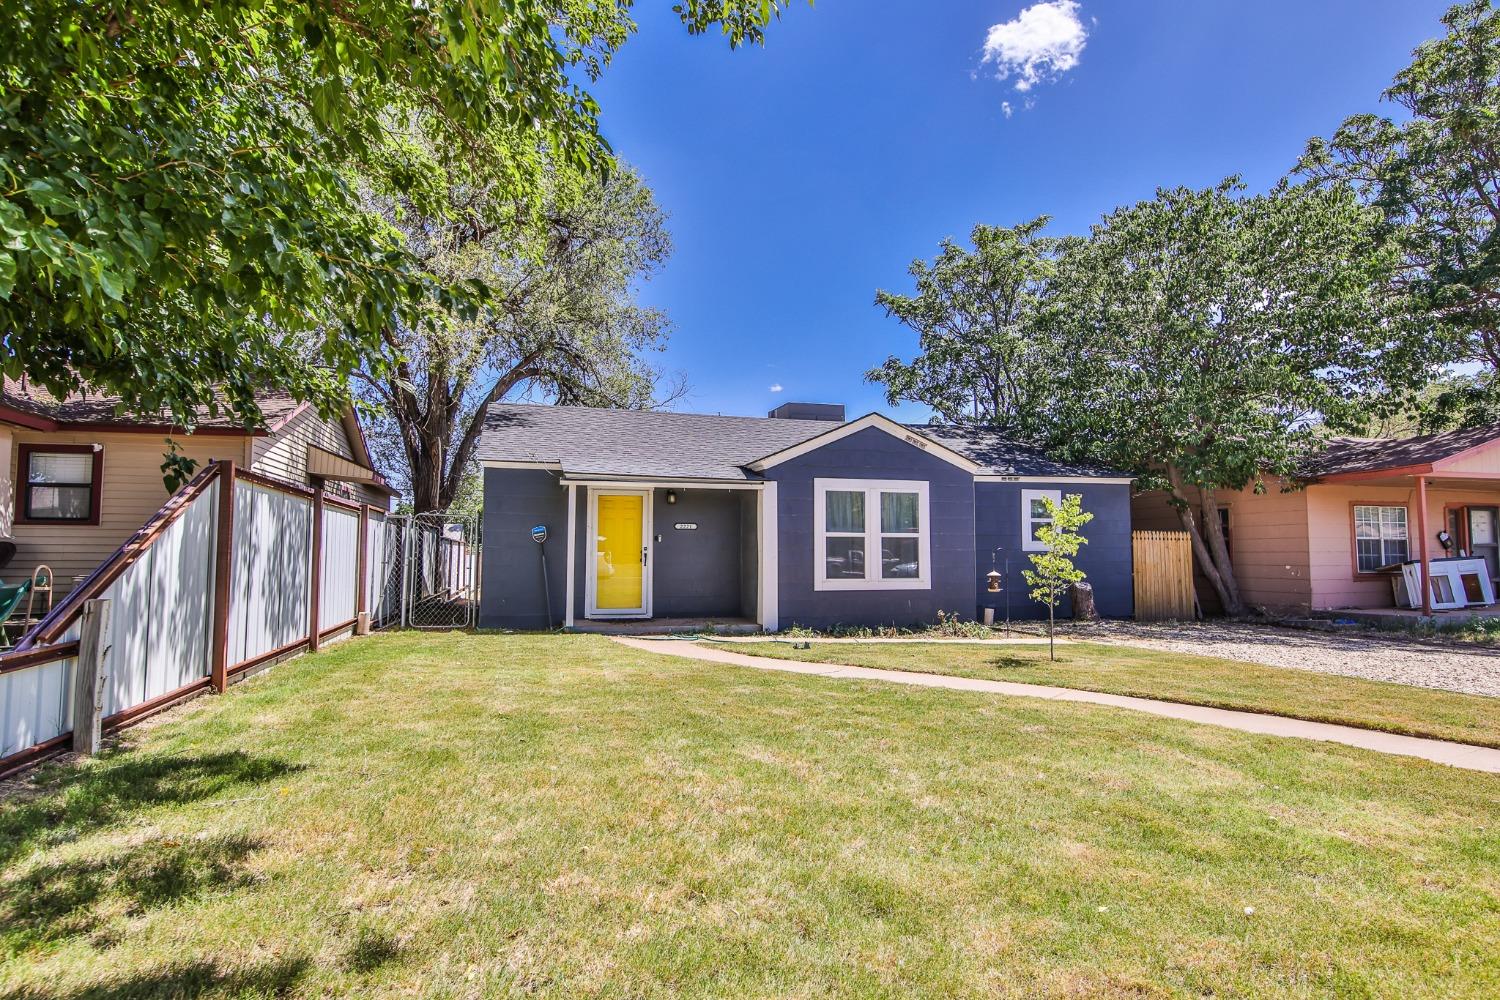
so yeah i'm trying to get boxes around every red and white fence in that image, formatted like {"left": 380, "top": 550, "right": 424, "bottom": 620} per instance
{"left": 0, "top": 461, "right": 398, "bottom": 777}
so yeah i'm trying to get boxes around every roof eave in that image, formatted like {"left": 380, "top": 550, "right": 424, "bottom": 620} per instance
{"left": 0, "top": 403, "right": 58, "bottom": 431}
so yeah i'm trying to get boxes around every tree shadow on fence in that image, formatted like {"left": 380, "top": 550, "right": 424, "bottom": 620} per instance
{"left": 1, "top": 833, "right": 267, "bottom": 953}
{"left": 0, "top": 957, "right": 311, "bottom": 1000}
{"left": 0, "top": 750, "right": 302, "bottom": 869}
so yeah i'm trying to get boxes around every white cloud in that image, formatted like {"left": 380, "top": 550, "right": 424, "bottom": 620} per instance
{"left": 982, "top": 1, "right": 1089, "bottom": 93}
{"left": 1001, "top": 101, "right": 1013, "bottom": 118}
{"left": 769, "top": 383, "right": 784, "bottom": 393}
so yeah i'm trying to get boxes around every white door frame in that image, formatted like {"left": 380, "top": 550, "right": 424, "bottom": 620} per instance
{"left": 584, "top": 486, "right": 653, "bottom": 619}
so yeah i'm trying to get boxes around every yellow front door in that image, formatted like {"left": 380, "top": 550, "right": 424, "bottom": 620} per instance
{"left": 595, "top": 493, "right": 646, "bottom": 613}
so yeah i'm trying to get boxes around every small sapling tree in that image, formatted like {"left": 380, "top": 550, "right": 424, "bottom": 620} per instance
{"left": 1022, "top": 495, "right": 1093, "bottom": 660}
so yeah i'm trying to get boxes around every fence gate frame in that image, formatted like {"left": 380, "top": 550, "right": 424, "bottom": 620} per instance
{"left": 1132, "top": 530, "right": 1194, "bottom": 621}
{"left": 379, "top": 512, "right": 480, "bottom": 630}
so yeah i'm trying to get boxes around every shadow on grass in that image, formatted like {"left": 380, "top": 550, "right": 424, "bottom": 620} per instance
{"left": 984, "top": 654, "right": 1049, "bottom": 671}
{"left": 342, "top": 926, "right": 404, "bottom": 974}
{"left": 0, "top": 750, "right": 302, "bottom": 868}
{"left": 0, "top": 956, "right": 310, "bottom": 1000}
{"left": 1, "top": 834, "right": 266, "bottom": 954}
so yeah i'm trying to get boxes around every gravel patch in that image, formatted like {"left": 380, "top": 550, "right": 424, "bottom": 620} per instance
{"left": 1073, "top": 620, "right": 1500, "bottom": 698}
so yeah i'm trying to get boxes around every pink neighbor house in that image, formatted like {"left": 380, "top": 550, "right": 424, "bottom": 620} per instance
{"left": 1132, "top": 424, "right": 1500, "bottom": 618}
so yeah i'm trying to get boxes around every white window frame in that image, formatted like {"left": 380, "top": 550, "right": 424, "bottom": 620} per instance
{"left": 813, "top": 478, "right": 931, "bottom": 591}
{"left": 1353, "top": 504, "right": 1409, "bottom": 574}
{"left": 1021, "top": 489, "right": 1063, "bottom": 552}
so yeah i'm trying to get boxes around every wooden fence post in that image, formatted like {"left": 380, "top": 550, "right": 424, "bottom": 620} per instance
{"left": 309, "top": 483, "right": 324, "bottom": 652}
{"left": 210, "top": 460, "right": 235, "bottom": 692}
{"left": 72, "top": 598, "right": 112, "bottom": 755}
{"left": 355, "top": 504, "right": 370, "bottom": 635}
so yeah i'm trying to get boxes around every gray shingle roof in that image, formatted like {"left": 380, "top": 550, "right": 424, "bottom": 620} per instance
{"left": 478, "top": 403, "right": 1127, "bottom": 481}
{"left": 907, "top": 424, "right": 1128, "bottom": 478}
{"left": 476, "top": 404, "right": 839, "bottom": 480}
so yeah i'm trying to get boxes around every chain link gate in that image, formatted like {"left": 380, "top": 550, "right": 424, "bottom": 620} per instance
{"left": 373, "top": 512, "right": 480, "bottom": 629}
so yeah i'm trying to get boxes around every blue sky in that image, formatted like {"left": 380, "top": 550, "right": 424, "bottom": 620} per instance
{"left": 591, "top": 0, "right": 1453, "bottom": 421}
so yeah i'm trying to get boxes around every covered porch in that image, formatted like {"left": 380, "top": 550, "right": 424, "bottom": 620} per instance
{"left": 1314, "top": 455, "right": 1500, "bottom": 617}
{"left": 555, "top": 476, "right": 779, "bottom": 633}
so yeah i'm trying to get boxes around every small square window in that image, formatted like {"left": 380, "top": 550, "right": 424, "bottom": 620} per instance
{"left": 1021, "top": 489, "right": 1062, "bottom": 552}
{"left": 19, "top": 446, "right": 102, "bottom": 525}
{"left": 880, "top": 492, "right": 920, "bottom": 533}
{"left": 825, "top": 491, "right": 864, "bottom": 533}
{"left": 825, "top": 537, "right": 866, "bottom": 579}
{"left": 881, "top": 536, "right": 920, "bottom": 579}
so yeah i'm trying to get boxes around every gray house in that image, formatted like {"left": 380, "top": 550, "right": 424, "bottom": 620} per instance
{"left": 475, "top": 402, "right": 1134, "bottom": 631}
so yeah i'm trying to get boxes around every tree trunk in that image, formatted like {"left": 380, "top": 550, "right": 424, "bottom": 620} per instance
{"left": 1197, "top": 489, "right": 1244, "bottom": 612}
{"left": 375, "top": 345, "right": 552, "bottom": 515}
{"left": 1048, "top": 601, "right": 1055, "bottom": 660}
{"left": 1071, "top": 581, "right": 1097, "bottom": 621}
{"left": 1166, "top": 468, "right": 1246, "bottom": 617}
{"left": 410, "top": 431, "right": 445, "bottom": 514}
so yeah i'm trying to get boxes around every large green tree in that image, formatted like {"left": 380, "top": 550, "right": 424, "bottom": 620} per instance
{"left": 868, "top": 218, "right": 1069, "bottom": 433}
{"left": 1047, "top": 179, "right": 1420, "bottom": 616}
{"left": 0, "top": 0, "right": 796, "bottom": 428}
{"left": 358, "top": 160, "right": 677, "bottom": 513}
{"left": 1300, "top": 0, "right": 1500, "bottom": 427}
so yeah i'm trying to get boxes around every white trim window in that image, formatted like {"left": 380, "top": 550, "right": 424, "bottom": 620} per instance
{"left": 1021, "top": 489, "right": 1062, "bottom": 552}
{"left": 1353, "top": 504, "right": 1409, "bottom": 573}
{"left": 813, "top": 478, "right": 931, "bottom": 590}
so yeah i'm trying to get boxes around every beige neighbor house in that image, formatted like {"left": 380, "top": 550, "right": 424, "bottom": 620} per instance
{"left": 0, "top": 378, "right": 396, "bottom": 607}
{"left": 1132, "top": 424, "right": 1500, "bottom": 618}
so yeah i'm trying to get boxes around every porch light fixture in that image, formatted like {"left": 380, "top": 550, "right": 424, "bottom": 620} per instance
{"left": 665, "top": 490, "right": 678, "bottom": 505}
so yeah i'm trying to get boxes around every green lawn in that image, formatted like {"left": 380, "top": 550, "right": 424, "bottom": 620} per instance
{"left": 1, "top": 632, "right": 1497, "bottom": 998}
{"left": 721, "top": 639, "right": 1500, "bottom": 749}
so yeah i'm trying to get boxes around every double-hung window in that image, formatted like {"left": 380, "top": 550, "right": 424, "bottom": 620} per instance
{"left": 814, "top": 478, "right": 930, "bottom": 590}
{"left": 1353, "top": 504, "right": 1409, "bottom": 573}
{"left": 18, "top": 444, "right": 103, "bottom": 525}
{"left": 1021, "top": 489, "right": 1062, "bottom": 552}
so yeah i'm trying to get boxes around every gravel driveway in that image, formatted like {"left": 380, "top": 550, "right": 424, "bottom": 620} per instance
{"left": 1073, "top": 620, "right": 1500, "bottom": 698}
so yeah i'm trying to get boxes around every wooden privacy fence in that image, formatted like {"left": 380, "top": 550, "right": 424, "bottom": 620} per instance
{"left": 1133, "top": 530, "right": 1194, "bottom": 621}
{"left": 0, "top": 461, "right": 399, "bottom": 777}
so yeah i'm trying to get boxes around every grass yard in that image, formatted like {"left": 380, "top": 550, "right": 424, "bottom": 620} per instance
{"left": 1, "top": 632, "right": 1498, "bottom": 998}
{"left": 722, "top": 639, "right": 1500, "bottom": 749}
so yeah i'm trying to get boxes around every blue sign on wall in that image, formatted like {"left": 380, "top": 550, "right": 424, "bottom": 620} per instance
{"left": 530, "top": 524, "right": 548, "bottom": 544}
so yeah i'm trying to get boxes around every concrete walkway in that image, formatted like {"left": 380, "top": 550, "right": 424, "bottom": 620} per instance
{"left": 610, "top": 636, "right": 1500, "bottom": 774}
